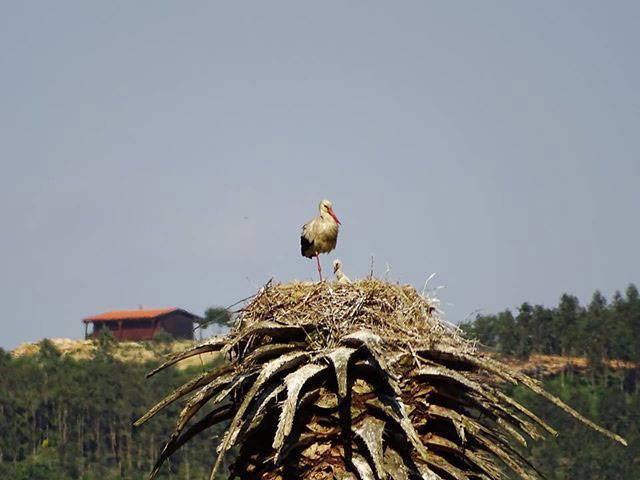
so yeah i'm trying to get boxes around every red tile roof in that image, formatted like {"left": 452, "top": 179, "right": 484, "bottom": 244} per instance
{"left": 83, "top": 308, "right": 178, "bottom": 323}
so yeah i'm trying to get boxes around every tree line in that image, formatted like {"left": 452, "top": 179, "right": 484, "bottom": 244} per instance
{"left": 461, "top": 284, "right": 640, "bottom": 364}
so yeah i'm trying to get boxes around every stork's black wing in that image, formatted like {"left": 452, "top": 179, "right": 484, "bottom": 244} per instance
{"left": 300, "top": 222, "right": 316, "bottom": 258}
{"left": 300, "top": 233, "right": 315, "bottom": 258}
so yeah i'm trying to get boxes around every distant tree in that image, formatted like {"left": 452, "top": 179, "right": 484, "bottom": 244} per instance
{"left": 555, "top": 294, "right": 582, "bottom": 356}
{"left": 610, "top": 291, "right": 634, "bottom": 360}
{"left": 515, "top": 303, "right": 535, "bottom": 359}
{"left": 202, "top": 307, "right": 233, "bottom": 336}
{"left": 583, "top": 291, "right": 610, "bottom": 382}
{"left": 626, "top": 285, "right": 640, "bottom": 359}
{"left": 623, "top": 284, "right": 640, "bottom": 392}
{"left": 460, "top": 310, "right": 518, "bottom": 356}
{"left": 495, "top": 310, "right": 518, "bottom": 355}
{"left": 531, "top": 305, "right": 557, "bottom": 355}
{"left": 625, "top": 283, "right": 639, "bottom": 302}
{"left": 460, "top": 313, "right": 496, "bottom": 347}
{"left": 0, "top": 347, "right": 9, "bottom": 366}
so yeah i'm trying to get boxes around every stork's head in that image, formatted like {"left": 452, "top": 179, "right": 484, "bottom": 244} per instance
{"left": 333, "top": 259, "right": 343, "bottom": 273}
{"left": 319, "top": 199, "right": 341, "bottom": 225}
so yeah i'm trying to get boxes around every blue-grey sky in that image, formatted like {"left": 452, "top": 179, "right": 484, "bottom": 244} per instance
{"left": 1, "top": 2, "right": 639, "bottom": 350}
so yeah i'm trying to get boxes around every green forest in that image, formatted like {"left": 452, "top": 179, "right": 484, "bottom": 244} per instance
{"left": 0, "top": 336, "right": 228, "bottom": 480}
{"left": 1, "top": 286, "right": 639, "bottom": 479}
{"left": 461, "top": 284, "right": 640, "bottom": 479}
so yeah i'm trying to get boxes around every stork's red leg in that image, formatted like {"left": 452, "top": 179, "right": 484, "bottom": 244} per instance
{"left": 315, "top": 254, "right": 323, "bottom": 282}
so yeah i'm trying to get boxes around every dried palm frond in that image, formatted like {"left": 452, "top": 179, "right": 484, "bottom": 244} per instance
{"left": 136, "top": 279, "right": 626, "bottom": 480}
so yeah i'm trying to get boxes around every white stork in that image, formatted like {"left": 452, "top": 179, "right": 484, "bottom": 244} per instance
{"left": 301, "top": 199, "right": 341, "bottom": 281}
{"left": 333, "top": 259, "right": 351, "bottom": 284}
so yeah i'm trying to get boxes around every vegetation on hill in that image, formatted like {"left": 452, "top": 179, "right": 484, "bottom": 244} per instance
{"left": 507, "top": 376, "right": 639, "bottom": 479}
{"left": 461, "top": 284, "right": 640, "bottom": 479}
{"left": 1, "top": 286, "right": 637, "bottom": 479}
{"left": 0, "top": 334, "right": 228, "bottom": 480}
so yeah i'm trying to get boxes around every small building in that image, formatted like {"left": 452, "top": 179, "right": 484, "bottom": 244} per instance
{"left": 83, "top": 307, "right": 200, "bottom": 341}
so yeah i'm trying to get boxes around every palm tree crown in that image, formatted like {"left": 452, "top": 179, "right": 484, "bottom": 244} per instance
{"left": 136, "top": 279, "right": 625, "bottom": 480}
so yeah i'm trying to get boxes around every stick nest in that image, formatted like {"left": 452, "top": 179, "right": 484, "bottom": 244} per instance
{"left": 236, "top": 279, "right": 473, "bottom": 354}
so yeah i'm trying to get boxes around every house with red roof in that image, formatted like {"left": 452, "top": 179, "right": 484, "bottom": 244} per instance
{"left": 82, "top": 307, "right": 201, "bottom": 341}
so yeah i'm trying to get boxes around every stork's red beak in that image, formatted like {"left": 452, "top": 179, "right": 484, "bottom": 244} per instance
{"left": 328, "top": 207, "right": 341, "bottom": 225}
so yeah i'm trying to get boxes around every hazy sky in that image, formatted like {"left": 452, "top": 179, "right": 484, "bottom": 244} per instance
{"left": 2, "top": 2, "right": 639, "bottom": 350}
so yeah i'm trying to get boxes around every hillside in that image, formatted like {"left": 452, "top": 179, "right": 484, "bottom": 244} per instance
{"left": 502, "top": 353, "right": 635, "bottom": 377}
{"left": 3, "top": 297, "right": 639, "bottom": 480}
{"left": 11, "top": 338, "right": 634, "bottom": 379}
{"left": 10, "top": 337, "right": 222, "bottom": 369}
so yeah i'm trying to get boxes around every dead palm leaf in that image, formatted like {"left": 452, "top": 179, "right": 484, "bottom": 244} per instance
{"left": 137, "top": 279, "right": 625, "bottom": 480}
